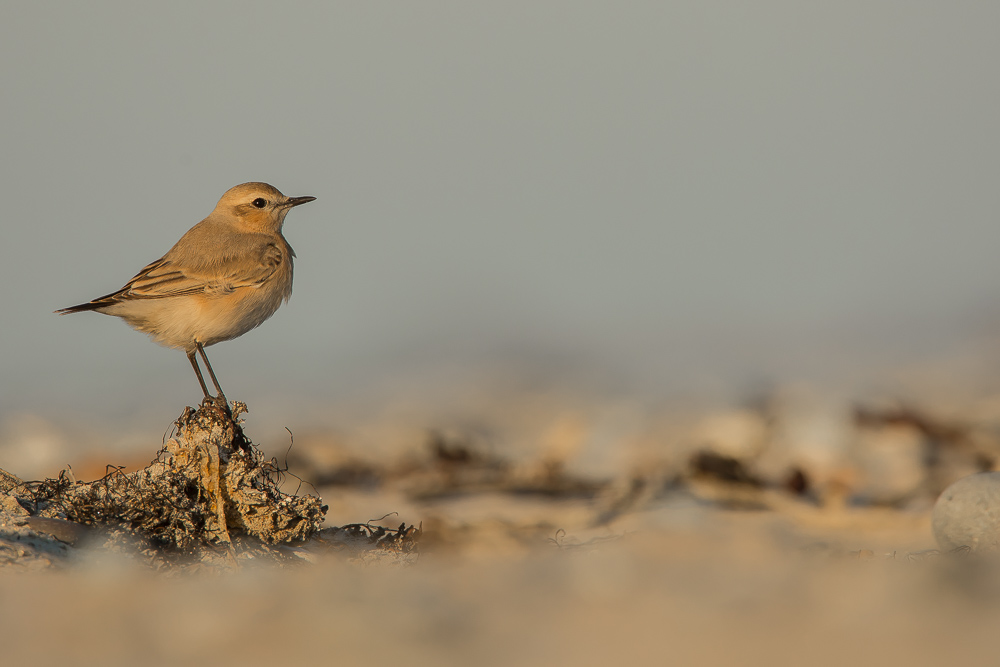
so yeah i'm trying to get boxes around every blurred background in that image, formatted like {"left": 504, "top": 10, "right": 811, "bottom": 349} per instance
{"left": 2, "top": 2, "right": 1000, "bottom": 475}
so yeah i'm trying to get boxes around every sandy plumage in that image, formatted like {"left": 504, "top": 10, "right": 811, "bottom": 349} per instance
{"left": 56, "top": 182, "right": 315, "bottom": 401}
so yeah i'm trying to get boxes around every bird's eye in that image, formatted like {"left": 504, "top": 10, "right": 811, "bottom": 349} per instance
{"left": 252, "top": 198, "right": 267, "bottom": 208}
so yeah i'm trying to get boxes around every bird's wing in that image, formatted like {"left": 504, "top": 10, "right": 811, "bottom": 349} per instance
{"left": 122, "top": 242, "right": 287, "bottom": 299}
{"left": 59, "top": 242, "right": 287, "bottom": 312}
{"left": 116, "top": 257, "right": 209, "bottom": 298}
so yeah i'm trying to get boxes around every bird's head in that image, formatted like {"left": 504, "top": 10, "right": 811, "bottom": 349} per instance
{"left": 214, "top": 182, "right": 316, "bottom": 233}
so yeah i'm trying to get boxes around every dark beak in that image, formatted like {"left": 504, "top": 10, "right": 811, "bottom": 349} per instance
{"left": 285, "top": 196, "right": 316, "bottom": 208}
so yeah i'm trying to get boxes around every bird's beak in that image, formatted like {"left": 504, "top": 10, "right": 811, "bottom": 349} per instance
{"left": 284, "top": 196, "right": 316, "bottom": 208}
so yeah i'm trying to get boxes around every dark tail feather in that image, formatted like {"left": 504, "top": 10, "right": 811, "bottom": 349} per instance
{"left": 56, "top": 287, "right": 126, "bottom": 315}
{"left": 55, "top": 302, "right": 106, "bottom": 315}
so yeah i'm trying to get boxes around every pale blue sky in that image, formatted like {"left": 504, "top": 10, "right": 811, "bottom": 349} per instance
{"left": 2, "top": 2, "right": 1000, "bottom": 428}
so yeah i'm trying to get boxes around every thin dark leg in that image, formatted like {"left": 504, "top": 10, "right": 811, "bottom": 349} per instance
{"left": 196, "top": 342, "right": 228, "bottom": 406}
{"left": 187, "top": 350, "right": 212, "bottom": 399}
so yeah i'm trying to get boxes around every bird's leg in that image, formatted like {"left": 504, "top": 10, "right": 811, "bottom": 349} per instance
{"left": 196, "top": 342, "right": 229, "bottom": 409}
{"left": 187, "top": 350, "right": 212, "bottom": 399}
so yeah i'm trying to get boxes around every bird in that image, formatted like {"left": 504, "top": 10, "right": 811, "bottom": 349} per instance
{"left": 56, "top": 182, "right": 316, "bottom": 409}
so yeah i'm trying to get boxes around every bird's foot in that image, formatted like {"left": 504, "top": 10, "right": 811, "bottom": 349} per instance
{"left": 201, "top": 395, "right": 233, "bottom": 419}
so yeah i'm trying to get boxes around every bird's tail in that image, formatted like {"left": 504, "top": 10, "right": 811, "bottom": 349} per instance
{"left": 54, "top": 302, "right": 105, "bottom": 315}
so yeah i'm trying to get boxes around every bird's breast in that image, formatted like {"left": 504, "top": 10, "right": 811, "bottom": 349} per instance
{"left": 200, "top": 261, "right": 292, "bottom": 345}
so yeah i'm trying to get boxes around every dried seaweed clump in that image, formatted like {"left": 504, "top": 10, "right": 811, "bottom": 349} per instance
{"left": 316, "top": 518, "right": 422, "bottom": 565}
{"left": 21, "top": 401, "right": 327, "bottom": 557}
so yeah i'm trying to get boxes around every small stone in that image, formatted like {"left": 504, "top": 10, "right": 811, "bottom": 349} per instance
{"left": 0, "top": 495, "right": 28, "bottom": 517}
{"left": 932, "top": 472, "right": 1000, "bottom": 552}
{"left": 25, "top": 517, "right": 92, "bottom": 546}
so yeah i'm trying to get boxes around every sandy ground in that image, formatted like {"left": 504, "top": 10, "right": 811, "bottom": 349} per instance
{"left": 2, "top": 488, "right": 996, "bottom": 666}
{"left": 3, "top": 387, "right": 1000, "bottom": 667}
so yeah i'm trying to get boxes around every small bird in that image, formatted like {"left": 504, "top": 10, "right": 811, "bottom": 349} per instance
{"left": 56, "top": 182, "right": 316, "bottom": 408}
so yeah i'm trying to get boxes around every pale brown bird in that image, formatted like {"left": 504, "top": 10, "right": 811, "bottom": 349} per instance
{"left": 56, "top": 182, "right": 316, "bottom": 408}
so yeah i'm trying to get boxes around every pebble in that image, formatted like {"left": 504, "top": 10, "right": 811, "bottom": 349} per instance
{"left": 932, "top": 472, "right": 1000, "bottom": 552}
